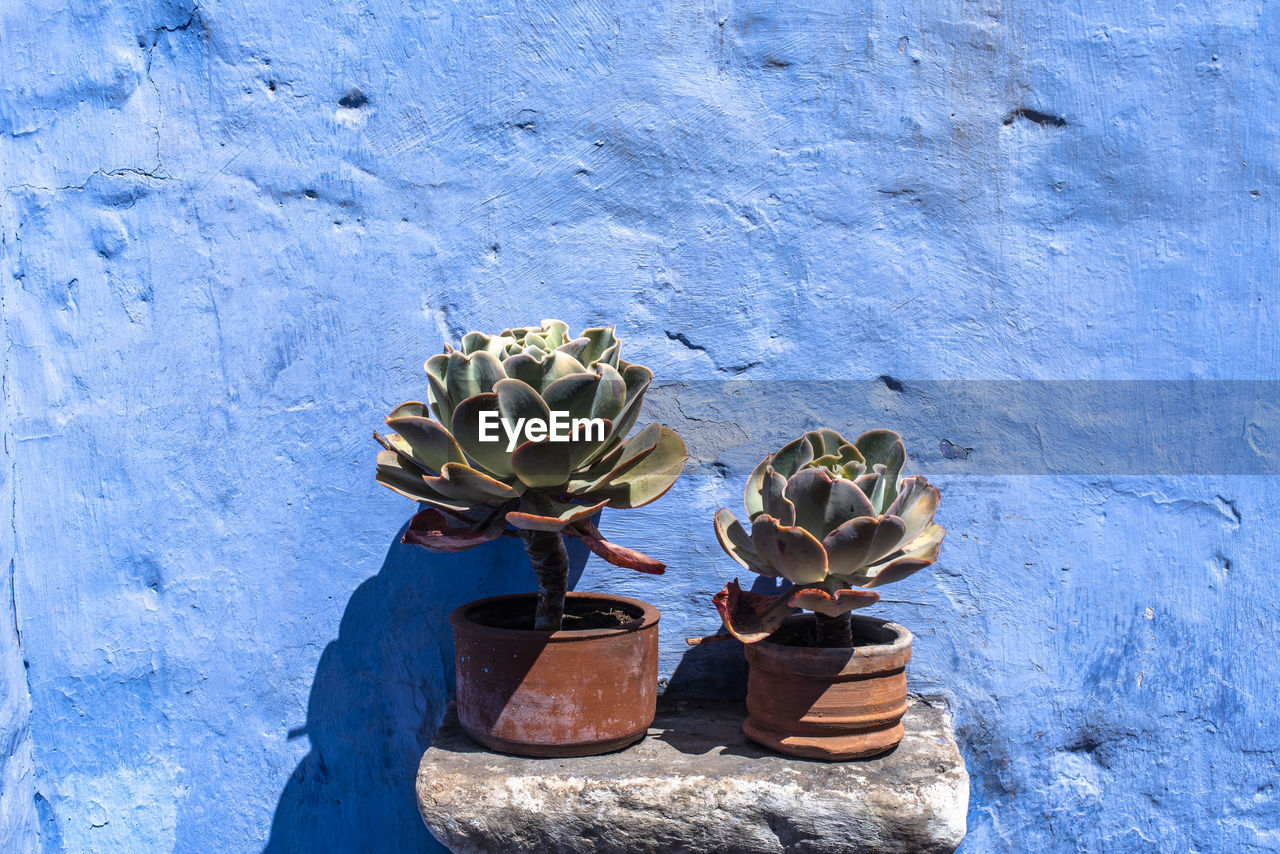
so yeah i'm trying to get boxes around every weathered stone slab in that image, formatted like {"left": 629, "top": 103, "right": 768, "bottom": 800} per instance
{"left": 417, "top": 695, "right": 968, "bottom": 853}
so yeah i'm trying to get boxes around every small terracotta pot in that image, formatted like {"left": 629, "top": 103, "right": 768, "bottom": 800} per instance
{"left": 743, "top": 614, "right": 912, "bottom": 760}
{"left": 450, "top": 591, "right": 659, "bottom": 757}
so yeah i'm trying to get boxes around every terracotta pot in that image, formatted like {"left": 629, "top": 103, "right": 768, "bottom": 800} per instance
{"left": 743, "top": 614, "right": 912, "bottom": 760}
{"left": 450, "top": 591, "right": 660, "bottom": 757}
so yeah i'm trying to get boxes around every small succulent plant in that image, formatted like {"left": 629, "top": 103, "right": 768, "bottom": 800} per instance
{"left": 375, "top": 320, "right": 686, "bottom": 631}
{"left": 713, "top": 429, "right": 944, "bottom": 647}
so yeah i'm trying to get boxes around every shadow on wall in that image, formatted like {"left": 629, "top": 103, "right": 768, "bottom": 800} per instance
{"left": 663, "top": 576, "right": 788, "bottom": 701}
{"left": 264, "top": 522, "right": 589, "bottom": 854}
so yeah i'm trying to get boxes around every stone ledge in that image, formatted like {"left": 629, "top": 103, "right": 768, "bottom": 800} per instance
{"left": 417, "top": 695, "right": 968, "bottom": 853}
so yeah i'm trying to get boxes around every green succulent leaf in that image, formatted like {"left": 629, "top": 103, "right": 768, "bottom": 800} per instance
{"left": 460, "top": 332, "right": 490, "bottom": 355}
{"left": 450, "top": 393, "right": 515, "bottom": 478}
{"left": 836, "top": 443, "right": 865, "bottom": 467}
{"left": 820, "top": 475, "right": 878, "bottom": 538}
{"left": 770, "top": 436, "right": 816, "bottom": 479}
{"left": 554, "top": 336, "right": 591, "bottom": 362}
{"left": 840, "top": 460, "right": 868, "bottom": 480}
{"left": 500, "top": 353, "right": 542, "bottom": 388}
{"left": 869, "top": 467, "right": 892, "bottom": 514}
{"left": 885, "top": 475, "right": 941, "bottom": 545}
{"left": 743, "top": 455, "right": 772, "bottom": 519}
{"left": 541, "top": 319, "right": 569, "bottom": 347}
{"left": 384, "top": 413, "right": 467, "bottom": 472}
{"left": 821, "top": 514, "right": 913, "bottom": 581}
{"left": 388, "top": 400, "right": 428, "bottom": 421}
{"left": 783, "top": 468, "right": 877, "bottom": 540}
{"left": 580, "top": 364, "right": 653, "bottom": 465}
{"left": 424, "top": 462, "right": 520, "bottom": 502}
{"left": 863, "top": 524, "right": 945, "bottom": 587}
{"left": 821, "top": 516, "right": 881, "bottom": 577}
{"left": 750, "top": 514, "right": 828, "bottom": 585}
{"left": 590, "top": 363, "right": 628, "bottom": 422}
{"left": 620, "top": 363, "right": 652, "bottom": 400}
{"left": 760, "top": 468, "right": 796, "bottom": 527}
{"left": 581, "top": 425, "right": 686, "bottom": 509}
{"left": 506, "top": 498, "right": 609, "bottom": 531}
{"left": 424, "top": 355, "right": 453, "bottom": 430}
{"left": 426, "top": 372, "right": 452, "bottom": 430}
{"left": 541, "top": 372, "right": 600, "bottom": 422}
{"left": 578, "top": 422, "right": 662, "bottom": 491}
{"left": 804, "top": 429, "right": 848, "bottom": 460}
{"left": 566, "top": 417, "right": 615, "bottom": 469}
{"left": 511, "top": 439, "right": 573, "bottom": 488}
{"left": 374, "top": 451, "right": 479, "bottom": 513}
{"left": 564, "top": 442, "right": 627, "bottom": 492}
{"left": 495, "top": 377, "right": 551, "bottom": 427}
{"left": 865, "top": 515, "right": 908, "bottom": 565}
{"left": 713, "top": 508, "right": 778, "bottom": 576}
{"left": 536, "top": 351, "right": 585, "bottom": 391}
{"left": 854, "top": 429, "right": 905, "bottom": 511}
{"left": 853, "top": 471, "right": 880, "bottom": 501}
{"left": 783, "top": 469, "right": 833, "bottom": 538}
{"left": 577, "top": 327, "right": 618, "bottom": 368}
{"left": 445, "top": 350, "right": 506, "bottom": 413}
{"left": 598, "top": 339, "right": 621, "bottom": 369}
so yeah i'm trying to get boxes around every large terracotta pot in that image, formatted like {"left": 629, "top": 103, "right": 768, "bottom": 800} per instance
{"left": 450, "top": 591, "right": 660, "bottom": 757}
{"left": 743, "top": 614, "right": 912, "bottom": 760}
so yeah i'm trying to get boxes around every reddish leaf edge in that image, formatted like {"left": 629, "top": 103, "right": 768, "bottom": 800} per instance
{"left": 401, "top": 508, "right": 503, "bottom": 552}
{"left": 712, "top": 579, "right": 798, "bottom": 644}
{"left": 569, "top": 520, "right": 666, "bottom": 574}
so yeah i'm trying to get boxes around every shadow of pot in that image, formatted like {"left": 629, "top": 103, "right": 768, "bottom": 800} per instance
{"left": 743, "top": 614, "right": 912, "bottom": 761}
{"left": 450, "top": 591, "right": 660, "bottom": 757}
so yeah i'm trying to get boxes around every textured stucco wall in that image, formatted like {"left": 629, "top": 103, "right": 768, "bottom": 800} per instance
{"left": 3, "top": 0, "right": 1278, "bottom": 851}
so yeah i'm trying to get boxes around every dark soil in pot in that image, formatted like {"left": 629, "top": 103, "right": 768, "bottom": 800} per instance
{"left": 466, "top": 596, "right": 644, "bottom": 632}
{"left": 451, "top": 591, "right": 660, "bottom": 757}
{"left": 765, "top": 615, "right": 901, "bottom": 649}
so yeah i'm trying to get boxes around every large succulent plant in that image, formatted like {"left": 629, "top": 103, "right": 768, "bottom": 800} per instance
{"left": 375, "top": 320, "right": 686, "bottom": 631}
{"left": 713, "top": 429, "right": 944, "bottom": 647}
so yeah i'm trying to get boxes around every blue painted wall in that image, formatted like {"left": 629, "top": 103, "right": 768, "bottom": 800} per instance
{"left": 3, "top": 0, "right": 1277, "bottom": 851}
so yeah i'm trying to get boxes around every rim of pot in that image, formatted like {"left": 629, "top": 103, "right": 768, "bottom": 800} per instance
{"left": 746, "top": 614, "right": 913, "bottom": 675}
{"left": 450, "top": 591, "right": 660, "bottom": 643}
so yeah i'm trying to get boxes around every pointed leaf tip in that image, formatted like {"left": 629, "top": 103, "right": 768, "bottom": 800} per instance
{"left": 571, "top": 521, "right": 666, "bottom": 574}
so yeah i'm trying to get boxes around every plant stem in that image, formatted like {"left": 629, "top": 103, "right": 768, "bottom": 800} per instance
{"left": 519, "top": 528, "right": 569, "bottom": 631}
{"left": 813, "top": 611, "right": 853, "bottom": 648}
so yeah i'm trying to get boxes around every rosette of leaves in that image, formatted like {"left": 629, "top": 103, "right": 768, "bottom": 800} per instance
{"left": 375, "top": 320, "right": 686, "bottom": 631}
{"left": 712, "top": 429, "right": 944, "bottom": 647}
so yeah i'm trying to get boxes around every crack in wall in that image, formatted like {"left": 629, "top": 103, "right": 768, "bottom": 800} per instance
{"left": 139, "top": 5, "right": 201, "bottom": 183}
{"left": 6, "top": 167, "right": 171, "bottom": 196}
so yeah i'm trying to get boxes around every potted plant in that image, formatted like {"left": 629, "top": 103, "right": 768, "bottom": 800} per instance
{"left": 710, "top": 428, "right": 944, "bottom": 760}
{"left": 375, "top": 320, "right": 686, "bottom": 757}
